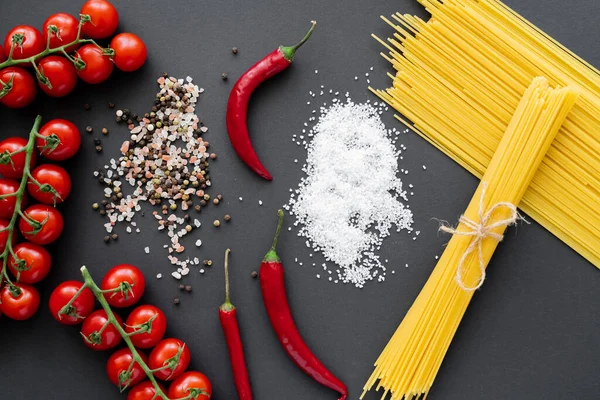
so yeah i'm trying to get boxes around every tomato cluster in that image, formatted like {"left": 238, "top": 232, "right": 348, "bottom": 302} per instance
{"left": 0, "top": 0, "right": 147, "bottom": 108}
{"left": 0, "top": 118, "right": 80, "bottom": 320}
{"left": 51, "top": 264, "right": 212, "bottom": 400}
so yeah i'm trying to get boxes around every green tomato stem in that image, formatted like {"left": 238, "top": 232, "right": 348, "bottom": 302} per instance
{"left": 79, "top": 265, "right": 169, "bottom": 400}
{"left": 0, "top": 115, "right": 42, "bottom": 288}
{"left": 0, "top": 16, "right": 105, "bottom": 71}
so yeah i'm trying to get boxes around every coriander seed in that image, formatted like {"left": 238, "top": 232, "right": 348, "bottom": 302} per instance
{"left": 185, "top": 285, "right": 192, "bottom": 292}
{"left": 207, "top": 260, "right": 213, "bottom": 267}
{"left": 213, "top": 198, "right": 219, "bottom": 205}
{"left": 102, "top": 127, "right": 109, "bottom": 135}
{"left": 86, "top": 126, "right": 93, "bottom": 133}
{"left": 174, "top": 297, "right": 180, "bottom": 305}
{"left": 103, "top": 235, "right": 110, "bottom": 243}
{"left": 111, "top": 233, "right": 119, "bottom": 240}
{"left": 232, "top": 47, "right": 238, "bottom": 54}
{"left": 213, "top": 220, "right": 221, "bottom": 227}
{"left": 170, "top": 204, "right": 177, "bottom": 211}
{"left": 251, "top": 271, "right": 258, "bottom": 278}
{"left": 224, "top": 214, "right": 231, "bottom": 222}
{"left": 221, "top": 72, "right": 228, "bottom": 81}
{"left": 92, "top": 203, "right": 99, "bottom": 210}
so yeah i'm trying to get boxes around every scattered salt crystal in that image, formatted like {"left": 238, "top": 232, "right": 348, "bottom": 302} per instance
{"left": 156, "top": 273, "right": 162, "bottom": 279}
{"left": 288, "top": 99, "right": 413, "bottom": 288}
{"left": 171, "top": 271, "right": 182, "bottom": 279}
{"left": 195, "top": 239, "right": 202, "bottom": 247}
{"left": 144, "top": 247, "right": 150, "bottom": 254}
{"left": 239, "top": 197, "right": 243, "bottom": 201}
{"left": 258, "top": 200, "right": 263, "bottom": 206}
{"left": 422, "top": 165, "right": 427, "bottom": 170}
{"left": 200, "top": 269, "right": 205, "bottom": 274}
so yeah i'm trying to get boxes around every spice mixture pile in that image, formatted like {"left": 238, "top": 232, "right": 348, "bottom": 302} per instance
{"left": 287, "top": 98, "right": 414, "bottom": 288}
{"left": 93, "top": 75, "right": 222, "bottom": 279}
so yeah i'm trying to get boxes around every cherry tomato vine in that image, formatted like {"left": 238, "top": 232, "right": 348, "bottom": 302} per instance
{"left": 0, "top": 14, "right": 113, "bottom": 100}
{"left": 57, "top": 266, "right": 210, "bottom": 400}
{"left": 0, "top": 116, "right": 44, "bottom": 286}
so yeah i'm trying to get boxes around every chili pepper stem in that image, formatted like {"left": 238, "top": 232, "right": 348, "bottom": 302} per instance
{"left": 279, "top": 21, "right": 317, "bottom": 62}
{"left": 79, "top": 265, "right": 169, "bottom": 400}
{"left": 220, "top": 248, "right": 236, "bottom": 312}
{"left": 263, "top": 210, "right": 285, "bottom": 263}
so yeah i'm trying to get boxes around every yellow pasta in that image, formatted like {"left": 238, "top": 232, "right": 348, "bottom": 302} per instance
{"left": 372, "top": 0, "right": 600, "bottom": 269}
{"left": 363, "top": 77, "right": 578, "bottom": 399}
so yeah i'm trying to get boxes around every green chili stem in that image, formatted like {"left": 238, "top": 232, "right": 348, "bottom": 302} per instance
{"left": 0, "top": 116, "right": 42, "bottom": 287}
{"left": 80, "top": 265, "right": 169, "bottom": 400}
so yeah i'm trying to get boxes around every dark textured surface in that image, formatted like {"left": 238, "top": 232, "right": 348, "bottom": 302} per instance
{"left": 0, "top": 0, "right": 599, "bottom": 399}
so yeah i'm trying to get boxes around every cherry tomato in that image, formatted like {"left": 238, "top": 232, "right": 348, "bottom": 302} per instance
{"left": 19, "top": 204, "right": 63, "bottom": 245}
{"left": 110, "top": 33, "right": 147, "bottom": 72}
{"left": 37, "top": 56, "right": 78, "bottom": 97}
{"left": 0, "top": 67, "right": 36, "bottom": 109}
{"left": 81, "top": 0, "right": 119, "bottom": 39}
{"left": 168, "top": 371, "right": 212, "bottom": 400}
{"left": 0, "top": 218, "right": 16, "bottom": 253}
{"left": 107, "top": 348, "right": 148, "bottom": 390}
{"left": 0, "top": 45, "right": 5, "bottom": 63}
{"left": 49, "top": 280, "right": 95, "bottom": 325}
{"left": 3, "top": 25, "right": 45, "bottom": 60}
{"left": 101, "top": 264, "right": 146, "bottom": 308}
{"left": 149, "top": 338, "right": 191, "bottom": 381}
{"left": 125, "top": 305, "right": 167, "bottom": 349}
{"left": 0, "top": 136, "right": 37, "bottom": 178}
{"left": 27, "top": 164, "right": 71, "bottom": 204}
{"left": 0, "top": 178, "right": 26, "bottom": 219}
{"left": 8, "top": 242, "right": 51, "bottom": 284}
{"left": 127, "top": 381, "right": 166, "bottom": 400}
{"left": 80, "top": 309, "right": 123, "bottom": 351}
{"left": 36, "top": 119, "right": 81, "bottom": 161}
{"left": 43, "top": 13, "right": 80, "bottom": 53}
{"left": 0, "top": 283, "right": 40, "bottom": 320}
{"left": 74, "top": 44, "right": 114, "bottom": 84}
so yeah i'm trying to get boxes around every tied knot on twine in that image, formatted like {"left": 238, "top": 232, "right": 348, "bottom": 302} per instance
{"left": 439, "top": 183, "right": 526, "bottom": 291}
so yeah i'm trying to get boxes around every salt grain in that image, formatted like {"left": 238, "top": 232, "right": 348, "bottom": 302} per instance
{"left": 288, "top": 99, "right": 413, "bottom": 288}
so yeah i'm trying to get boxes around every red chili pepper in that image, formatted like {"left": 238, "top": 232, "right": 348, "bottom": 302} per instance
{"left": 226, "top": 21, "right": 317, "bottom": 181}
{"left": 219, "top": 248, "right": 253, "bottom": 399}
{"left": 259, "top": 210, "right": 348, "bottom": 400}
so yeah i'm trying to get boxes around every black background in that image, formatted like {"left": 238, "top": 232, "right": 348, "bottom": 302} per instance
{"left": 0, "top": 0, "right": 599, "bottom": 399}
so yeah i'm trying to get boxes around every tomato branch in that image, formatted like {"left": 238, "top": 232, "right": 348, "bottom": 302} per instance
{"left": 79, "top": 265, "right": 170, "bottom": 400}
{"left": 0, "top": 16, "right": 111, "bottom": 84}
{"left": 0, "top": 116, "right": 43, "bottom": 289}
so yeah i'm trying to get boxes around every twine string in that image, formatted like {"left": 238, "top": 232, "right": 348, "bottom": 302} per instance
{"left": 439, "top": 183, "right": 524, "bottom": 291}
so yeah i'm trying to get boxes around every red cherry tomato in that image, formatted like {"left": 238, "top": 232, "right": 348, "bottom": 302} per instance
{"left": 81, "top": 309, "right": 123, "bottom": 351}
{"left": 37, "top": 56, "right": 78, "bottom": 97}
{"left": 36, "top": 119, "right": 81, "bottom": 161}
{"left": 0, "top": 178, "right": 26, "bottom": 219}
{"left": 168, "top": 371, "right": 212, "bottom": 400}
{"left": 0, "top": 283, "right": 40, "bottom": 320}
{"left": 0, "top": 136, "right": 36, "bottom": 178}
{"left": 0, "top": 45, "right": 5, "bottom": 63}
{"left": 101, "top": 264, "right": 146, "bottom": 308}
{"left": 19, "top": 204, "right": 63, "bottom": 245}
{"left": 81, "top": 0, "right": 119, "bottom": 39}
{"left": 0, "top": 67, "right": 36, "bottom": 109}
{"left": 149, "top": 338, "right": 191, "bottom": 381}
{"left": 3, "top": 25, "right": 45, "bottom": 60}
{"left": 74, "top": 44, "right": 114, "bottom": 84}
{"left": 8, "top": 242, "right": 51, "bottom": 284}
{"left": 110, "top": 33, "right": 147, "bottom": 72}
{"left": 125, "top": 305, "right": 167, "bottom": 349}
{"left": 127, "top": 381, "right": 167, "bottom": 400}
{"left": 107, "top": 348, "right": 148, "bottom": 390}
{"left": 43, "top": 13, "right": 80, "bottom": 53}
{"left": 0, "top": 218, "right": 16, "bottom": 253}
{"left": 49, "top": 280, "right": 95, "bottom": 325}
{"left": 27, "top": 164, "right": 71, "bottom": 204}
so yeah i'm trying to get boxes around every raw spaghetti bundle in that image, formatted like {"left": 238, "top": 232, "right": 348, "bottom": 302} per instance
{"left": 372, "top": 0, "right": 600, "bottom": 270}
{"left": 363, "top": 78, "right": 578, "bottom": 399}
